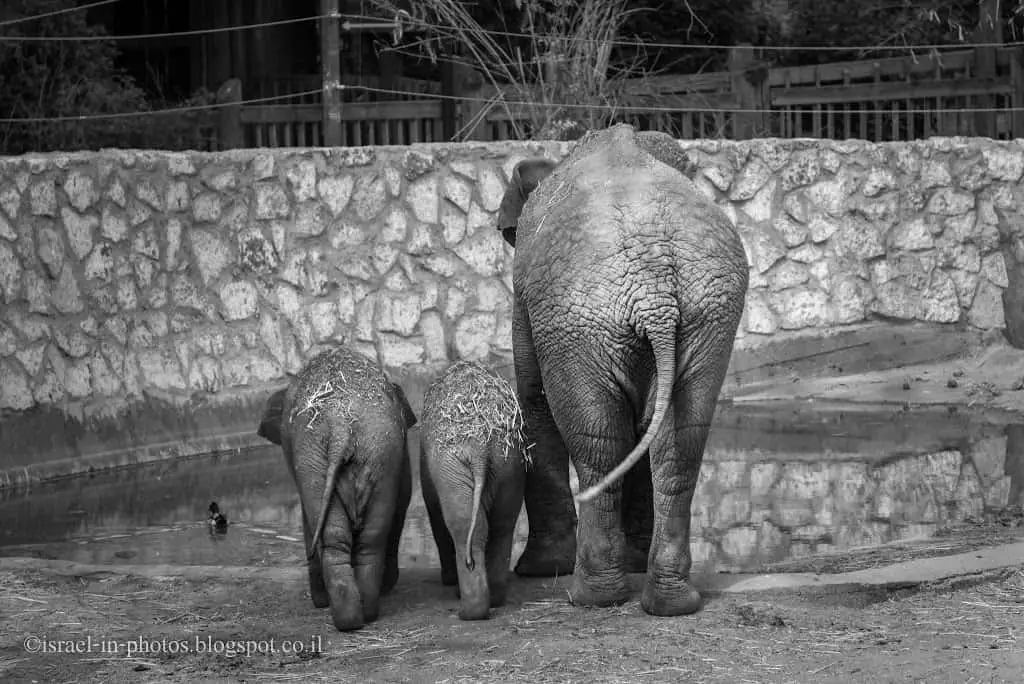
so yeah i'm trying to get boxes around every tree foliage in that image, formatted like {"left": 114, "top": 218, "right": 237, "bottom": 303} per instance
{"left": 0, "top": 0, "right": 215, "bottom": 155}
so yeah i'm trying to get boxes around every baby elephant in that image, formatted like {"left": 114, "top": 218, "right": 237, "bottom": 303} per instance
{"left": 420, "top": 361, "right": 530, "bottom": 620}
{"left": 257, "top": 346, "right": 417, "bottom": 631}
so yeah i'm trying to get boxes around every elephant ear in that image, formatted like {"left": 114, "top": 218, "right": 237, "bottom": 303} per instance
{"left": 634, "top": 130, "right": 698, "bottom": 180}
{"left": 390, "top": 382, "right": 418, "bottom": 429}
{"left": 496, "top": 158, "right": 557, "bottom": 247}
{"left": 257, "top": 387, "right": 288, "bottom": 446}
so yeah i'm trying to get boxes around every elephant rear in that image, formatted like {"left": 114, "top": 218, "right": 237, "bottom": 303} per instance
{"left": 419, "top": 361, "right": 529, "bottom": 620}
{"left": 255, "top": 345, "right": 417, "bottom": 631}
{"left": 496, "top": 125, "right": 750, "bottom": 614}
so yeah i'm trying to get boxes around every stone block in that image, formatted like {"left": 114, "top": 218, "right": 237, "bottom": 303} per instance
{"left": 189, "top": 229, "right": 231, "bottom": 285}
{"left": 286, "top": 159, "right": 318, "bottom": 202}
{"left": 317, "top": 175, "right": 354, "bottom": 217}
{"left": 254, "top": 182, "right": 290, "bottom": 219}
{"left": 29, "top": 179, "right": 56, "bottom": 216}
{"left": 219, "top": 281, "right": 260, "bottom": 321}
{"left": 0, "top": 242, "right": 22, "bottom": 304}
{"left": 407, "top": 175, "right": 439, "bottom": 223}
{"left": 352, "top": 175, "right": 387, "bottom": 221}
{"left": 454, "top": 312, "right": 497, "bottom": 361}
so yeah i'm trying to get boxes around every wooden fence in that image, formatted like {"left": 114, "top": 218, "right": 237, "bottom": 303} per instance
{"left": 215, "top": 45, "right": 1024, "bottom": 148}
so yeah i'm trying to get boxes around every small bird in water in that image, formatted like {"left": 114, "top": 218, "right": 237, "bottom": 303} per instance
{"left": 208, "top": 501, "right": 228, "bottom": 532}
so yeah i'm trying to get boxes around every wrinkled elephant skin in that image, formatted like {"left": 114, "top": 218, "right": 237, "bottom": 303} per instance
{"left": 496, "top": 124, "right": 749, "bottom": 616}
{"left": 419, "top": 361, "right": 528, "bottom": 621}
{"left": 257, "top": 346, "right": 417, "bottom": 631}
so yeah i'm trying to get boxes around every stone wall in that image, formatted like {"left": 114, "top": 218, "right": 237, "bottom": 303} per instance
{"left": 1, "top": 136, "right": 1022, "bottom": 480}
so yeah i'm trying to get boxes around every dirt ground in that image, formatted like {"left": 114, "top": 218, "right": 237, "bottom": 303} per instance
{"left": 1, "top": 513, "right": 1022, "bottom": 684}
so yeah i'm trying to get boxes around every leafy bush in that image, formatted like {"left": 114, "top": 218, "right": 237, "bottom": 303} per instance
{"left": 0, "top": 0, "right": 217, "bottom": 154}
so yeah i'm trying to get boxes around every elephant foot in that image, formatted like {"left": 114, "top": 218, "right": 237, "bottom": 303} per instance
{"left": 567, "top": 575, "right": 631, "bottom": 608}
{"left": 514, "top": 533, "right": 577, "bottom": 578}
{"left": 458, "top": 603, "right": 491, "bottom": 621}
{"left": 640, "top": 578, "right": 703, "bottom": 617}
{"left": 310, "top": 588, "right": 331, "bottom": 609}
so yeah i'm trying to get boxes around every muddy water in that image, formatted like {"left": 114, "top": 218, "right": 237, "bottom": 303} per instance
{"left": 1, "top": 404, "right": 1021, "bottom": 574}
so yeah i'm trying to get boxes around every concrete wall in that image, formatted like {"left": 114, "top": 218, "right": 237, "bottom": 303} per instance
{"left": 1, "top": 137, "right": 1022, "bottom": 483}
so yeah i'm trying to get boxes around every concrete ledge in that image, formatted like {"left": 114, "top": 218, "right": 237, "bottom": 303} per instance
{"left": 0, "top": 386, "right": 282, "bottom": 490}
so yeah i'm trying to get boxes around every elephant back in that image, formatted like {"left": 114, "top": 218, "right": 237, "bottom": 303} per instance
{"left": 287, "top": 346, "right": 394, "bottom": 431}
{"left": 421, "top": 361, "right": 529, "bottom": 464}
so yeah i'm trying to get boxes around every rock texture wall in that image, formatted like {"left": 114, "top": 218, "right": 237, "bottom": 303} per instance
{"left": 0, "top": 136, "right": 1021, "bottom": 476}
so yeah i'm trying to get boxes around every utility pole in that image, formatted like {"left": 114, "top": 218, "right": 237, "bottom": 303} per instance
{"left": 320, "top": 0, "right": 343, "bottom": 146}
{"left": 974, "top": 0, "right": 1001, "bottom": 138}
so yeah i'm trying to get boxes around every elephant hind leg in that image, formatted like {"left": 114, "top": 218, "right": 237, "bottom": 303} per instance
{"left": 485, "top": 453, "right": 526, "bottom": 609}
{"left": 420, "top": 439, "right": 459, "bottom": 587}
{"left": 512, "top": 300, "right": 577, "bottom": 578}
{"left": 551, "top": 383, "right": 636, "bottom": 608}
{"left": 300, "top": 506, "right": 330, "bottom": 609}
{"left": 382, "top": 445, "right": 413, "bottom": 596}
{"left": 640, "top": 362, "right": 728, "bottom": 617}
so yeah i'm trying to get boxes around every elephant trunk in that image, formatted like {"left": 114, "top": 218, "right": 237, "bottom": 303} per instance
{"left": 575, "top": 307, "right": 678, "bottom": 504}
{"left": 464, "top": 454, "right": 488, "bottom": 571}
{"left": 309, "top": 434, "right": 356, "bottom": 559}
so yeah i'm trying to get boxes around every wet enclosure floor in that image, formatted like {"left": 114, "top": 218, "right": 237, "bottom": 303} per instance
{"left": 1, "top": 402, "right": 1022, "bottom": 574}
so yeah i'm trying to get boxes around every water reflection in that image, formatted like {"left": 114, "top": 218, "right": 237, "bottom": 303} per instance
{"left": 0, "top": 406, "right": 1021, "bottom": 573}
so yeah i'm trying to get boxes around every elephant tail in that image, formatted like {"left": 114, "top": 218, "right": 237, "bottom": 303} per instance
{"left": 308, "top": 435, "right": 356, "bottom": 560}
{"left": 464, "top": 454, "right": 488, "bottom": 571}
{"left": 575, "top": 318, "right": 677, "bottom": 505}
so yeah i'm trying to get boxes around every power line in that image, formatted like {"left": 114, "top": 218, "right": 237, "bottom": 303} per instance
{"left": 0, "top": 82, "right": 1019, "bottom": 123}
{"left": 0, "top": 89, "right": 321, "bottom": 124}
{"left": 0, "top": 8, "right": 1016, "bottom": 54}
{"left": 0, "top": 0, "right": 122, "bottom": 29}
{"left": 343, "top": 83, "right": 1024, "bottom": 116}
{"left": 345, "top": 11, "right": 1023, "bottom": 53}
{"left": 0, "top": 13, "right": 326, "bottom": 42}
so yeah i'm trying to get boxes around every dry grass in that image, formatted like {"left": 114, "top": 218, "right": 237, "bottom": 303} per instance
{"left": 422, "top": 361, "right": 531, "bottom": 466}
{"left": 289, "top": 347, "right": 391, "bottom": 430}
{"left": 368, "top": 0, "right": 654, "bottom": 140}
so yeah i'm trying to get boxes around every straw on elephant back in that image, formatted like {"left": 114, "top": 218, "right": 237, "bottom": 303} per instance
{"left": 291, "top": 348, "right": 391, "bottom": 429}
{"left": 422, "top": 361, "right": 531, "bottom": 465}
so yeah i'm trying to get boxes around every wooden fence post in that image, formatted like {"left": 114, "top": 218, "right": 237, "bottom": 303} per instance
{"left": 320, "top": 0, "right": 343, "bottom": 147}
{"left": 974, "top": 0, "right": 1000, "bottom": 138}
{"left": 454, "top": 63, "right": 488, "bottom": 141}
{"left": 729, "top": 44, "right": 768, "bottom": 140}
{"left": 215, "top": 78, "right": 243, "bottom": 150}
{"left": 1011, "top": 47, "right": 1024, "bottom": 138}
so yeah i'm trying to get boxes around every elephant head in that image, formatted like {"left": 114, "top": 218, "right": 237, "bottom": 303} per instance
{"left": 496, "top": 158, "right": 557, "bottom": 248}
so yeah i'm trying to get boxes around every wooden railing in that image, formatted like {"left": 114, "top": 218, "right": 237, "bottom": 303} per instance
{"left": 213, "top": 45, "right": 1024, "bottom": 148}
{"left": 764, "top": 47, "right": 1021, "bottom": 140}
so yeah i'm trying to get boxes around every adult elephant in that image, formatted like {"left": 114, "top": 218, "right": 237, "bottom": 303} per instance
{"left": 496, "top": 124, "right": 749, "bottom": 616}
